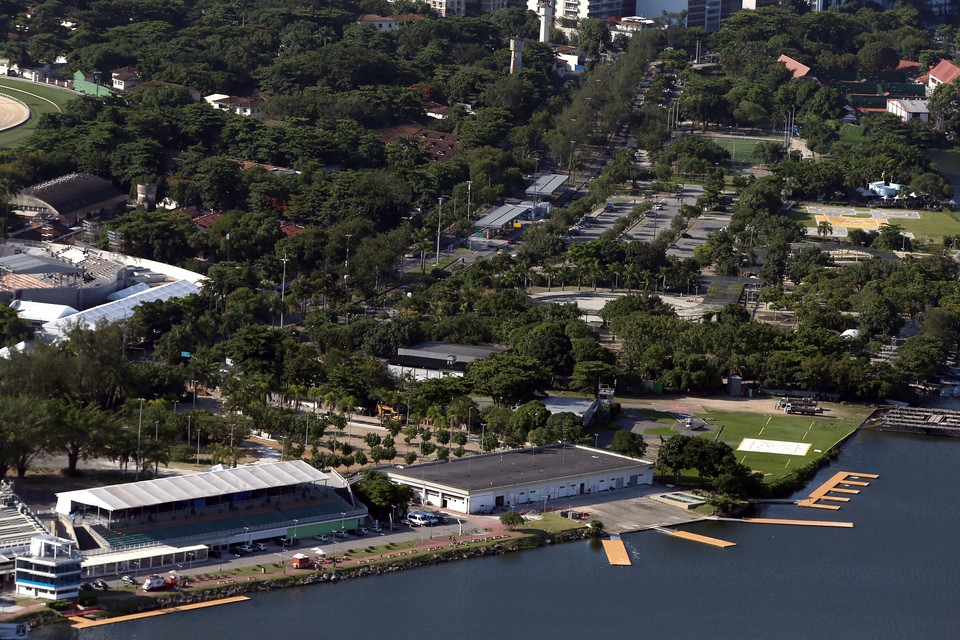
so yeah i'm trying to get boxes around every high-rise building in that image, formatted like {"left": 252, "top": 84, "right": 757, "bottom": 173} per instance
{"left": 686, "top": 0, "right": 776, "bottom": 33}
{"left": 530, "top": 0, "right": 623, "bottom": 22}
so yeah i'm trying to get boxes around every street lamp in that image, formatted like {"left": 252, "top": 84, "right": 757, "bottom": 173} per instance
{"left": 244, "top": 526, "right": 250, "bottom": 546}
{"left": 466, "top": 181, "right": 472, "bottom": 221}
{"left": 569, "top": 141, "right": 577, "bottom": 182}
{"left": 435, "top": 197, "right": 444, "bottom": 266}
{"left": 293, "top": 518, "right": 299, "bottom": 543}
{"left": 196, "top": 428, "right": 201, "bottom": 466}
{"left": 279, "top": 253, "right": 289, "bottom": 328}
{"left": 136, "top": 398, "right": 144, "bottom": 480}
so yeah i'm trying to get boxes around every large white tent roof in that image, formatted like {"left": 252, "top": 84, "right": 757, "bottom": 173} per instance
{"left": 42, "top": 279, "right": 199, "bottom": 339}
{"left": 56, "top": 461, "right": 341, "bottom": 514}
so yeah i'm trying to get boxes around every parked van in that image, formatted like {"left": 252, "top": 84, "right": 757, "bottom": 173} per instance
{"left": 407, "top": 512, "right": 438, "bottom": 527}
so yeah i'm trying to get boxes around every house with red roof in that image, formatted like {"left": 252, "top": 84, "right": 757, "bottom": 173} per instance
{"left": 777, "top": 54, "right": 811, "bottom": 80}
{"left": 928, "top": 59, "right": 960, "bottom": 91}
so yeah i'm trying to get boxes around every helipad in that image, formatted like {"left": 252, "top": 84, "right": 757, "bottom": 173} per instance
{"left": 737, "top": 438, "right": 811, "bottom": 456}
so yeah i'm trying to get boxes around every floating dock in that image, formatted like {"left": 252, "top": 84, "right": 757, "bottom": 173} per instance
{"left": 797, "top": 471, "right": 877, "bottom": 510}
{"left": 71, "top": 596, "right": 250, "bottom": 628}
{"left": 654, "top": 526, "right": 736, "bottom": 548}
{"left": 740, "top": 518, "right": 853, "bottom": 528}
{"left": 601, "top": 538, "right": 632, "bottom": 565}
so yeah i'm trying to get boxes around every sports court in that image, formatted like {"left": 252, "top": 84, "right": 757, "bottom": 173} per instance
{"left": 808, "top": 205, "right": 919, "bottom": 238}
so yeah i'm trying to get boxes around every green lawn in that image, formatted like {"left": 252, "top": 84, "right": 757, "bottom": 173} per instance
{"left": 638, "top": 403, "right": 871, "bottom": 481}
{"left": 708, "top": 136, "right": 769, "bottom": 164}
{"left": 0, "top": 78, "right": 76, "bottom": 147}
{"left": 701, "top": 406, "right": 868, "bottom": 480}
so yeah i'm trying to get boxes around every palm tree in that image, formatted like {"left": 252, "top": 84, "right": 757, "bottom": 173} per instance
{"left": 658, "top": 266, "right": 671, "bottom": 293}
{"left": 817, "top": 219, "right": 833, "bottom": 243}
{"left": 542, "top": 264, "right": 559, "bottom": 292}
{"left": 608, "top": 262, "right": 624, "bottom": 291}
{"left": 623, "top": 263, "right": 640, "bottom": 292}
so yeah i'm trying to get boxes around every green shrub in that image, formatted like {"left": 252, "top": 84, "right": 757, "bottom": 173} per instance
{"left": 47, "top": 599, "right": 72, "bottom": 611}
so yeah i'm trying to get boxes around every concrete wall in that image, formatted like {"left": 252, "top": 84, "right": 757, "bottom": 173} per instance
{"left": 468, "top": 467, "right": 652, "bottom": 513}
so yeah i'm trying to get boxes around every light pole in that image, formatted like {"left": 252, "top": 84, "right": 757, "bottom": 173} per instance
{"left": 293, "top": 518, "right": 299, "bottom": 542}
{"left": 344, "top": 234, "right": 352, "bottom": 290}
{"left": 435, "top": 197, "right": 443, "bottom": 266}
{"left": 244, "top": 526, "right": 250, "bottom": 546}
{"left": 569, "top": 141, "right": 576, "bottom": 183}
{"left": 136, "top": 398, "right": 143, "bottom": 480}
{"left": 279, "top": 253, "right": 289, "bottom": 328}
{"left": 466, "top": 181, "right": 472, "bottom": 221}
{"left": 196, "top": 428, "right": 201, "bottom": 466}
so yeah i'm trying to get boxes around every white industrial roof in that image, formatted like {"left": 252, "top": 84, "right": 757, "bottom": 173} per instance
{"left": 43, "top": 279, "right": 199, "bottom": 338}
{"left": 475, "top": 204, "right": 531, "bottom": 229}
{"left": 525, "top": 174, "right": 568, "bottom": 197}
{"left": 56, "top": 461, "right": 340, "bottom": 514}
{"left": 82, "top": 543, "right": 208, "bottom": 568}
{"left": 9, "top": 300, "right": 78, "bottom": 323}
{"left": 106, "top": 282, "right": 151, "bottom": 301}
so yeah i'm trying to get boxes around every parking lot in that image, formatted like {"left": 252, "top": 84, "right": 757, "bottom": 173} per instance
{"left": 667, "top": 214, "right": 728, "bottom": 260}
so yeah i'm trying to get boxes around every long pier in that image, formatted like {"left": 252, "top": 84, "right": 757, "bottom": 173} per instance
{"left": 71, "top": 596, "right": 250, "bottom": 628}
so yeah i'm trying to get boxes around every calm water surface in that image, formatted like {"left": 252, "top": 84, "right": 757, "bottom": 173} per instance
{"left": 37, "top": 429, "right": 960, "bottom": 639}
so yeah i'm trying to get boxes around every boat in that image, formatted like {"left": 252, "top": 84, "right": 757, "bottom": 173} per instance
{"left": 0, "top": 622, "right": 28, "bottom": 638}
{"left": 141, "top": 574, "right": 165, "bottom": 591}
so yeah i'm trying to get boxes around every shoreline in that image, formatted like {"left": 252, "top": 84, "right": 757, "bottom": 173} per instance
{"left": 18, "top": 527, "right": 593, "bottom": 631}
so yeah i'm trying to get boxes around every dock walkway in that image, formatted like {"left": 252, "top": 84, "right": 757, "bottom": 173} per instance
{"left": 798, "top": 471, "right": 877, "bottom": 510}
{"left": 71, "top": 596, "right": 250, "bottom": 629}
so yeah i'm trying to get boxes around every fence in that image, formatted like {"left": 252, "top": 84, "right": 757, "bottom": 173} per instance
{"left": 81, "top": 507, "right": 368, "bottom": 556}
{"left": 0, "top": 92, "right": 30, "bottom": 131}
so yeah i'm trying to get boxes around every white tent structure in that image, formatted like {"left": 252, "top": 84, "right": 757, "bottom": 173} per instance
{"left": 55, "top": 460, "right": 345, "bottom": 517}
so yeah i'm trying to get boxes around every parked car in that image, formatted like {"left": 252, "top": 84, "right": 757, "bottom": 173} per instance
{"left": 253, "top": 542, "right": 267, "bottom": 551}
{"left": 79, "top": 583, "right": 95, "bottom": 591}
{"left": 209, "top": 549, "right": 222, "bottom": 559}
{"left": 93, "top": 580, "right": 108, "bottom": 590}
{"left": 121, "top": 575, "right": 136, "bottom": 585}
{"left": 313, "top": 534, "right": 328, "bottom": 542}
{"left": 348, "top": 529, "right": 365, "bottom": 537}
{"left": 334, "top": 530, "right": 348, "bottom": 538}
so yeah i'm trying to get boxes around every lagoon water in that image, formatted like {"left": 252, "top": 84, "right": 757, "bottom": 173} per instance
{"left": 37, "top": 429, "right": 960, "bottom": 639}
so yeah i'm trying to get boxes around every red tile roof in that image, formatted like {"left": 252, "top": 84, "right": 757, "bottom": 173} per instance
{"left": 929, "top": 59, "right": 960, "bottom": 85}
{"left": 194, "top": 212, "right": 222, "bottom": 229}
{"left": 375, "top": 125, "right": 460, "bottom": 163}
{"left": 778, "top": 54, "right": 810, "bottom": 80}
{"left": 280, "top": 223, "right": 308, "bottom": 238}
{"left": 897, "top": 59, "right": 920, "bottom": 77}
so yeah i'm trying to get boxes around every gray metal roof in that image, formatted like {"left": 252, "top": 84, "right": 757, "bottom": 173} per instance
{"left": 525, "top": 174, "right": 568, "bottom": 197}
{"left": 475, "top": 204, "right": 531, "bottom": 229}
{"left": 396, "top": 341, "right": 503, "bottom": 362}
{"left": 56, "top": 461, "right": 340, "bottom": 513}
{"left": 387, "top": 444, "right": 651, "bottom": 494}
{"left": 0, "top": 254, "right": 82, "bottom": 275}
{"left": 18, "top": 173, "right": 124, "bottom": 215}
{"left": 43, "top": 279, "right": 200, "bottom": 337}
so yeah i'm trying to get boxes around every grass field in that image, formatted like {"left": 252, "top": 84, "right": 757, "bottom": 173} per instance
{"left": 0, "top": 78, "right": 77, "bottom": 147}
{"left": 638, "top": 403, "right": 871, "bottom": 482}
{"left": 785, "top": 206, "right": 960, "bottom": 243}
{"left": 708, "top": 136, "right": 768, "bottom": 164}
